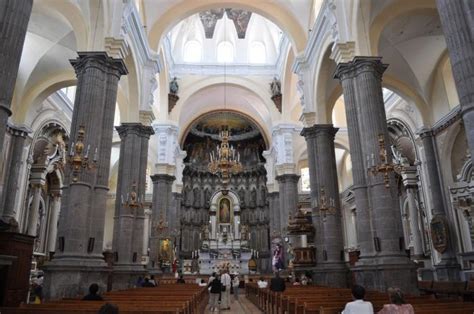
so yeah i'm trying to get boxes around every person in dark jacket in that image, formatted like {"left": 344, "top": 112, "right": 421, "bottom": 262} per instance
{"left": 142, "top": 278, "right": 155, "bottom": 287}
{"left": 177, "top": 274, "right": 186, "bottom": 283}
{"left": 82, "top": 283, "right": 104, "bottom": 300}
{"left": 208, "top": 276, "right": 222, "bottom": 312}
{"left": 270, "top": 272, "right": 286, "bottom": 292}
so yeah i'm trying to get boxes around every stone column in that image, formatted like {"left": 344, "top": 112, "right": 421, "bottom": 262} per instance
{"left": 149, "top": 174, "right": 175, "bottom": 269}
{"left": 275, "top": 174, "right": 299, "bottom": 235}
{"left": 268, "top": 191, "right": 281, "bottom": 236}
{"left": 47, "top": 191, "right": 61, "bottom": 255}
{"left": 418, "top": 128, "right": 460, "bottom": 279}
{"left": 170, "top": 192, "right": 182, "bottom": 234}
{"left": 436, "top": 0, "right": 474, "bottom": 166}
{"left": 45, "top": 52, "right": 127, "bottom": 299}
{"left": 335, "top": 57, "right": 416, "bottom": 293}
{"left": 1, "top": 124, "right": 30, "bottom": 224}
{"left": 112, "top": 123, "right": 153, "bottom": 288}
{"left": 301, "top": 124, "right": 347, "bottom": 287}
{"left": 334, "top": 63, "right": 373, "bottom": 261}
{"left": 0, "top": 0, "right": 33, "bottom": 154}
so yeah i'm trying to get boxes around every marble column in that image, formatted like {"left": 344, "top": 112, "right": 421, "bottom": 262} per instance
{"left": 45, "top": 52, "right": 127, "bottom": 299}
{"left": 275, "top": 174, "right": 299, "bottom": 234}
{"left": 112, "top": 123, "right": 153, "bottom": 288}
{"left": 149, "top": 174, "right": 175, "bottom": 269}
{"left": 0, "top": 0, "right": 33, "bottom": 155}
{"left": 418, "top": 128, "right": 460, "bottom": 279}
{"left": 301, "top": 124, "right": 347, "bottom": 287}
{"left": 335, "top": 57, "right": 416, "bottom": 293}
{"left": 143, "top": 208, "right": 151, "bottom": 257}
{"left": 436, "top": 0, "right": 474, "bottom": 166}
{"left": 47, "top": 191, "right": 61, "bottom": 255}
{"left": 1, "top": 124, "right": 30, "bottom": 224}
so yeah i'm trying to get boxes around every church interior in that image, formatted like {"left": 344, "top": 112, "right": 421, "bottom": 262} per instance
{"left": 1, "top": 0, "right": 474, "bottom": 313}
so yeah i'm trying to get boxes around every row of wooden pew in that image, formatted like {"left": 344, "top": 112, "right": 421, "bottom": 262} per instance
{"left": 418, "top": 280, "right": 474, "bottom": 298}
{"left": 245, "top": 283, "right": 474, "bottom": 314}
{"left": 0, "top": 284, "right": 208, "bottom": 314}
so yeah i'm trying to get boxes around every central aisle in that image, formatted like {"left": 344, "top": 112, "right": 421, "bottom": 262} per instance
{"left": 204, "top": 296, "right": 263, "bottom": 313}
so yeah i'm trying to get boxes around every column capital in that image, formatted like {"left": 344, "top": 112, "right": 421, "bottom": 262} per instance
{"left": 334, "top": 56, "right": 388, "bottom": 81}
{"left": 300, "top": 124, "right": 338, "bottom": 140}
{"left": 7, "top": 123, "right": 31, "bottom": 138}
{"left": 70, "top": 51, "right": 128, "bottom": 77}
{"left": 150, "top": 173, "right": 176, "bottom": 183}
{"left": 275, "top": 173, "right": 300, "bottom": 183}
{"left": 116, "top": 122, "right": 154, "bottom": 139}
{"left": 417, "top": 127, "right": 433, "bottom": 139}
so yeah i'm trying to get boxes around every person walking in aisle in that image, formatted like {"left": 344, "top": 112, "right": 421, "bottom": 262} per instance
{"left": 220, "top": 270, "right": 231, "bottom": 310}
{"left": 232, "top": 274, "right": 240, "bottom": 301}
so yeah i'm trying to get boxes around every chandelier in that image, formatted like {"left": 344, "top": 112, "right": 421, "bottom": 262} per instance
{"left": 208, "top": 127, "right": 242, "bottom": 185}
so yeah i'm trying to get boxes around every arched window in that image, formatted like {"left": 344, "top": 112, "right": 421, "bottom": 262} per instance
{"left": 249, "top": 41, "right": 266, "bottom": 64}
{"left": 183, "top": 40, "right": 202, "bottom": 63}
{"left": 217, "top": 41, "right": 234, "bottom": 63}
{"left": 300, "top": 167, "right": 310, "bottom": 192}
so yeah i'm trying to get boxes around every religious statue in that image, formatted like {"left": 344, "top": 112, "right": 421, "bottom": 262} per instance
{"left": 193, "top": 187, "right": 201, "bottom": 208}
{"left": 219, "top": 198, "right": 231, "bottom": 223}
{"left": 250, "top": 188, "right": 257, "bottom": 208}
{"left": 240, "top": 224, "right": 249, "bottom": 240}
{"left": 270, "top": 77, "right": 281, "bottom": 96}
{"left": 169, "top": 77, "right": 179, "bottom": 95}
{"left": 239, "top": 188, "right": 246, "bottom": 207}
{"left": 201, "top": 224, "right": 210, "bottom": 240}
{"left": 160, "top": 239, "right": 172, "bottom": 262}
{"left": 272, "top": 243, "right": 284, "bottom": 271}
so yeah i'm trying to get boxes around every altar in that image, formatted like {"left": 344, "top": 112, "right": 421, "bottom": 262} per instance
{"left": 195, "top": 190, "right": 253, "bottom": 274}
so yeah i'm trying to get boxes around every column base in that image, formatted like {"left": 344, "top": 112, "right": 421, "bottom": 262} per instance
{"left": 351, "top": 260, "right": 418, "bottom": 294}
{"left": 111, "top": 264, "right": 147, "bottom": 290}
{"left": 311, "top": 262, "right": 349, "bottom": 287}
{"left": 43, "top": 262, "right": 109, "bottom": 300}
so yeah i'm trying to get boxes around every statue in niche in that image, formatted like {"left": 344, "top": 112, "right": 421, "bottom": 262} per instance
{"left": 240, "top": 224, "right": 249, "bottom": 240}
{"left": 270, "top": 77, "right": 281, "bottom": 96}
{"left": 201, "top": 224, "right": 210, "bottom": 240}
{"left": 239, "top": 188, "right": 246, "bottom": 207}
{"left": 204, "top": 188, "right": 211, "bottom": 208}
{"left": 169, "top": 77, "right": 179, "bottom": 95}
{"left": 184, "top": 186, "right": 192, "bottom": 207}
{"left": 193, "top": 187, "right": 201, "bottom": 207}
{"left": 219, "top": 198, "right": 231, "bottom": 223}
{"left": 250, "top": 188, "right": 257, "bottom": 208}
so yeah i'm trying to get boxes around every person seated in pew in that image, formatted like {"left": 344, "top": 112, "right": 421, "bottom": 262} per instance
{"left": 270, "top": 272, "right": 286, "bottom": 292}
{"left": 377, "top": 287, "right": 414, "bottom": 314}
{"left": 293, "top": 277, "right": 301, "bottom": 286}
{"left": 257, "top": 277, "right": 268, "bottom": 289}
{"left": 142, "top": 277, "right": 155, "bottom": 287}
{"left": 149, "top": 275, "right": 157, "bottom": 286}
{"left": 199, "top": 279, "right": 208, "bottom": 287}
{"left": 98, "top": 303, "right": 119, "bottom": 314}
{"left": 177, "top": 274, "right": 186, "bottom": 283}
{"left": 82, "top": 283, "right": 104, "bottom": 301}
{"left": 342, "top": 284, "right": 374, "bottom": 314}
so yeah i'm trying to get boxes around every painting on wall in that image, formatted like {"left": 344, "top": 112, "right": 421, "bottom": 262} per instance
{"left": 219, "top": 197, "right": 231, "bottom": 223}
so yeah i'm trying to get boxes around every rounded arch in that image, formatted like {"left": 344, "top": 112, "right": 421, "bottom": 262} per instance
{"left": 210, "top": 189, "right": 240, "bottom": 214}
{"left": 13, "top": 70, "right": 76, "bottom": 124}
{"left": 369, "top": 0, "right": 437, "bottom": 56}
{"left": 179, "top": 109, "right": 270, "bottom": 150}
{"left": 147, "top": 1, "right": 307, "bottom": 55}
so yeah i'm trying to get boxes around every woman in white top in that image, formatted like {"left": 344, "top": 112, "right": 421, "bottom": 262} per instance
{"left": 342, "top": 285, "right": 374, "bottom": 314}
{"left": 257, "top": 277, "right": 268, "bottom": 288}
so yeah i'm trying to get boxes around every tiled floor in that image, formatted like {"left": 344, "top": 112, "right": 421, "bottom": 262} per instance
{"left": 204, "top": 296, "right": 263, "bottom": 313}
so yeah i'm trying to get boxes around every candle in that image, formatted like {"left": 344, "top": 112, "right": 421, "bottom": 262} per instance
{"left": 93, "top": 148, "right": 98, "bottom": 161}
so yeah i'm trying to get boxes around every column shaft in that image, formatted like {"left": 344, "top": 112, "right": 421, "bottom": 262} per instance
{"left": 112, "top": 123, "right": 153, "bottom": 269}
{"left": 149, "top": 174, "right": 175, "bottom": 268}
{"left": 0, "top": 0, "right": 33, "bottom": 153}
{"left": 302, "top": 124, "right": 347, "bottom": 287}
{"left": 1, "top": 125, "right": 30, "bottom": 222}
{"left": 47, "top": 193, "right": 61, "bottom": 253}
{"left": 405, "top": 187, "right": 423, "bottom": 258}
{"left": 437, "top": 0, "right": 474, "bottom": 165}
{"left": 276, "top": 174, "right": 299, "bottom": 231}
